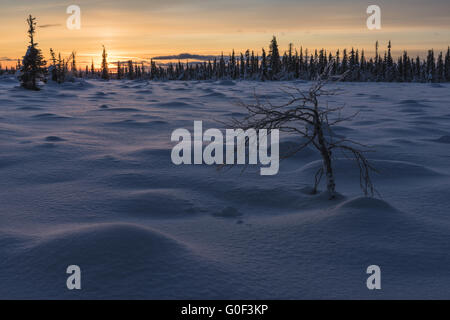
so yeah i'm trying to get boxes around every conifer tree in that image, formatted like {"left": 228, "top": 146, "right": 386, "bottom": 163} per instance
{"left": 240, "top": 53, "right": 245, "bottom": 79}
{"left": 101, "top": 46, "right": 109, "bottom": 80}
{"left": 71, "top": 51, "right": 77, "bottom": 75}
{"left": 49, "top": 48, "right": 58, "bottom": 82}
{"left": 426, "top": 49, "right": 435, "bottom": 82}
{"left": 268, "top": 36, "right": 281, "bottom": 79}
{"left": 385, "top": 41, "right": 394, "bottom": 81}
{"left": 261, "top": 48, "right": 267, "bottom": 81}
{"left": 230, "top": 50, "right": 236, "bottom": 79}
{"left": 19, "top": 15, "right": 47, "bottom": 90}
{"left": 341, "top": 49, "right": 348, "bottom": 76}
{"left": 91, "top": 59, "right": 95, "bottom": 76}
{"left": 445, "top": 47, "right": 450, "bottom": 81}
{"left": 117, "top": 61, "right": 122, "bottom": 79}
{"left": 437, "top": 52, "right": 444, "bottom": 82}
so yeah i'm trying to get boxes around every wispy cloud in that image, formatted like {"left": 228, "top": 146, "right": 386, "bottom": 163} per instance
{"left": 0, "top": 57, "right": 17, "bottom": 61}
{"left": 38, "top": 24, "right": 62, "bottom": 28}
{"left": 152, "top": 53, "right": 217, "bottom": 61}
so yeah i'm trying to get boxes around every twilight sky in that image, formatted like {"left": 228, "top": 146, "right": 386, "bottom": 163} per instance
{"left": 1, "top": 0, "right": 449, "bottom": 67}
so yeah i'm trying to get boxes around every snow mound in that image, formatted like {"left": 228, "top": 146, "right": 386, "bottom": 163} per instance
{"left": 202, "top": 91, "right": 227, "bottom": 98}
{"left": 49, "top": 78, "right": 94, "bottom": 90}
{"left": 432, "top": 135, "right": 450, "bottom": 144}
{"left": 335, "top": 196, "right": 397, "bottom": 211}
{"left": 32, "top": 113, "right": 71, "bottom": 120}
{"left": 101, "top": 107, "right": 142, "bottom": 112}
{"left": 1, "top": 78, "right": 450, "bottom": 298}
{"left": 315, "top": 197, "right": 404, "bottom": 233}
{"left": 45, "top": 136, "right": 66, "bottom": 142}
{"left": 30, "top": 223, "right": 187, "bottom": 258}
{"left": 0, "top": 223, "right": 214, "bottom": 299}
{"left": 298, "top": 159, "right": 441, "bottom": 182}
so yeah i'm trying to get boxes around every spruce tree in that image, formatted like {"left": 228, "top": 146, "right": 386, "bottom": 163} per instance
{"left": 71, "top": 51, "right": 77, "bottom": 76}
{"left": 230, "top": 50, "right": 236, "bottom": 79}
{"left": 49, "top": 48, "right": 58, "bottom": 82}
{"left": 268, "top": 36, "right": 281, "bottom": 79}
{"left": 360, "top": 50, "right": 366, "bottom": 81}
{"left": 288, "top": 43, "right": 293, "bottom": 73}
{"left": 437, "top": 52, "right": 444, "bottom": 82}
{"left": 117, "top": 61, "right": 122, "bottom": 79}
{"left": 261, "top": 48, "right": 267, "bottom": 81}
{"left": 240, "top": 53, "right": 245, "bottom": 79}
{"left": 101, "top": 46, "right": 109, "bottom": 80}
{"left": 299, "top": 47, "right": 305, "bottom": 76}
{"left": 445, "top": 47, "right": 450, "bottom": 81}
{"left": 19, "top": 15, "right": 47, "bottom": 90}
{"left": 341, "top": 49, "right": 348, "bottom": 76}
{"left": 426, "top": 49, "right": 435, "bottom": 82}
{"left": 385, "top": 41, "right": 394, "bottom": 81}
{"left": 91, "top": 59, "right": 95, "bottom": 76}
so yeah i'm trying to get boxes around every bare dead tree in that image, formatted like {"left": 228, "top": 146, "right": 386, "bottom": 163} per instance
{"left": 228, "top": 62, "right": 376, "bottom": 199}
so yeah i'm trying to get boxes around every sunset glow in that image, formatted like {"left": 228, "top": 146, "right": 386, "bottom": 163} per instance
{"left": 1, "top": 0, "right": 450, "bottom": 68}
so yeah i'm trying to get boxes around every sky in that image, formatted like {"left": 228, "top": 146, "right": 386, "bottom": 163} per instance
{"left": 1, "top": 0, "right": 449, "bottom": 68}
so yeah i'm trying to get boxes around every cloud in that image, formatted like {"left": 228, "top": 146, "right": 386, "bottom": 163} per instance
{"left": 0, "top": 57, "right": 16, "bottom": 61}
{"left": 38, "top": 24, "right": 62, "bottom": 28}
{"left": 151, "top": 53, "right": 217, "bottom": 61}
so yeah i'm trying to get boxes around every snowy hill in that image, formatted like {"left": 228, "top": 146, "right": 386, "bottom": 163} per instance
{"left": 0, "top": 75, "right": 450, "bottom": 299}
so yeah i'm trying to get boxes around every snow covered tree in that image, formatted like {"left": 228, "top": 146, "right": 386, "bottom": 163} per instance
{"left": 436, "top": 52, "right": 444, "bottom": 82}
{"left": 228, "top": 62, "right": 376, "bottom": 199}
{"left": 385, "top": 41, "right": 394, "bottom": 81}
{"left": 260, "top": 48, "right": 267, "bottom": 81}
{"left": 89, "top": 59, "right": 94, "bottom": 77}
{"left": 117, "top": 61, "right": 123, "bottom": 79}
{"left": 341, "top": 49, "right": 348, "bottom": 72}
{"left": 445, "top": 47, "right": 450, "bottom": 81}
{"left": 101, "top": 46, "right": 109, "bottom": 80}
{"left": 49, "top": 48, "right": 58, "bottom": 82}
{"left": 71, "top": 51, "right": 77, "bottom": 75}
{"left": 126, "top": 60, "right": 134, "bottom": 79}
{"left": 268, "top": 36, "right": 281, "bottom": 79}
{"left": 240, "top": 53, "right": 245, "bottom": 78}
{"left": 24, "top": 36, "right": 444, "bottom": 83}
{"left": 19, "top": 15, "right": 47, "bottom": 90}
{"left": 426, "top": 49, "right": 436, "bottom": 82}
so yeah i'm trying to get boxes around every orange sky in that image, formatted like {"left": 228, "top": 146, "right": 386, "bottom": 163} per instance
{"left": 1, "top": 0, "right": 450, "bottom": 68}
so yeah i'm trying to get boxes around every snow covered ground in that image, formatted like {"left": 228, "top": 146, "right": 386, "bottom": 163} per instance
{"left": 0, "top": 75, "right": 449, "bottom": 299}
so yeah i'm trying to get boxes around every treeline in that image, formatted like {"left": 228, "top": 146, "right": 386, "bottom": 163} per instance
{"left": 63, "top": 37, "right": 450, "bottom": 83}
{"left": 10, "top": 14, "right": 450, "bottom": 88}
{"left": 0, "top": 60, "right": 21, "bottom": 75}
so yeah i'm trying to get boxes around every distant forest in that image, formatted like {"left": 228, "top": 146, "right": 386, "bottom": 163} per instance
{"left": 3, "top": 34, "right": 450, "bottom": 83}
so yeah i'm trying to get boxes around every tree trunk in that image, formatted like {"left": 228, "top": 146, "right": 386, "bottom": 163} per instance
{"left": 322, "top": 149, "right": 336, "bottom": 199}
{"left": 314, "top": 110, "right": 336, "bottom": 199}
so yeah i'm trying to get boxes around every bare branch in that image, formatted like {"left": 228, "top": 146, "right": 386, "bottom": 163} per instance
{"left": 221, "top": 61, "right": 376, "bottom": 198}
